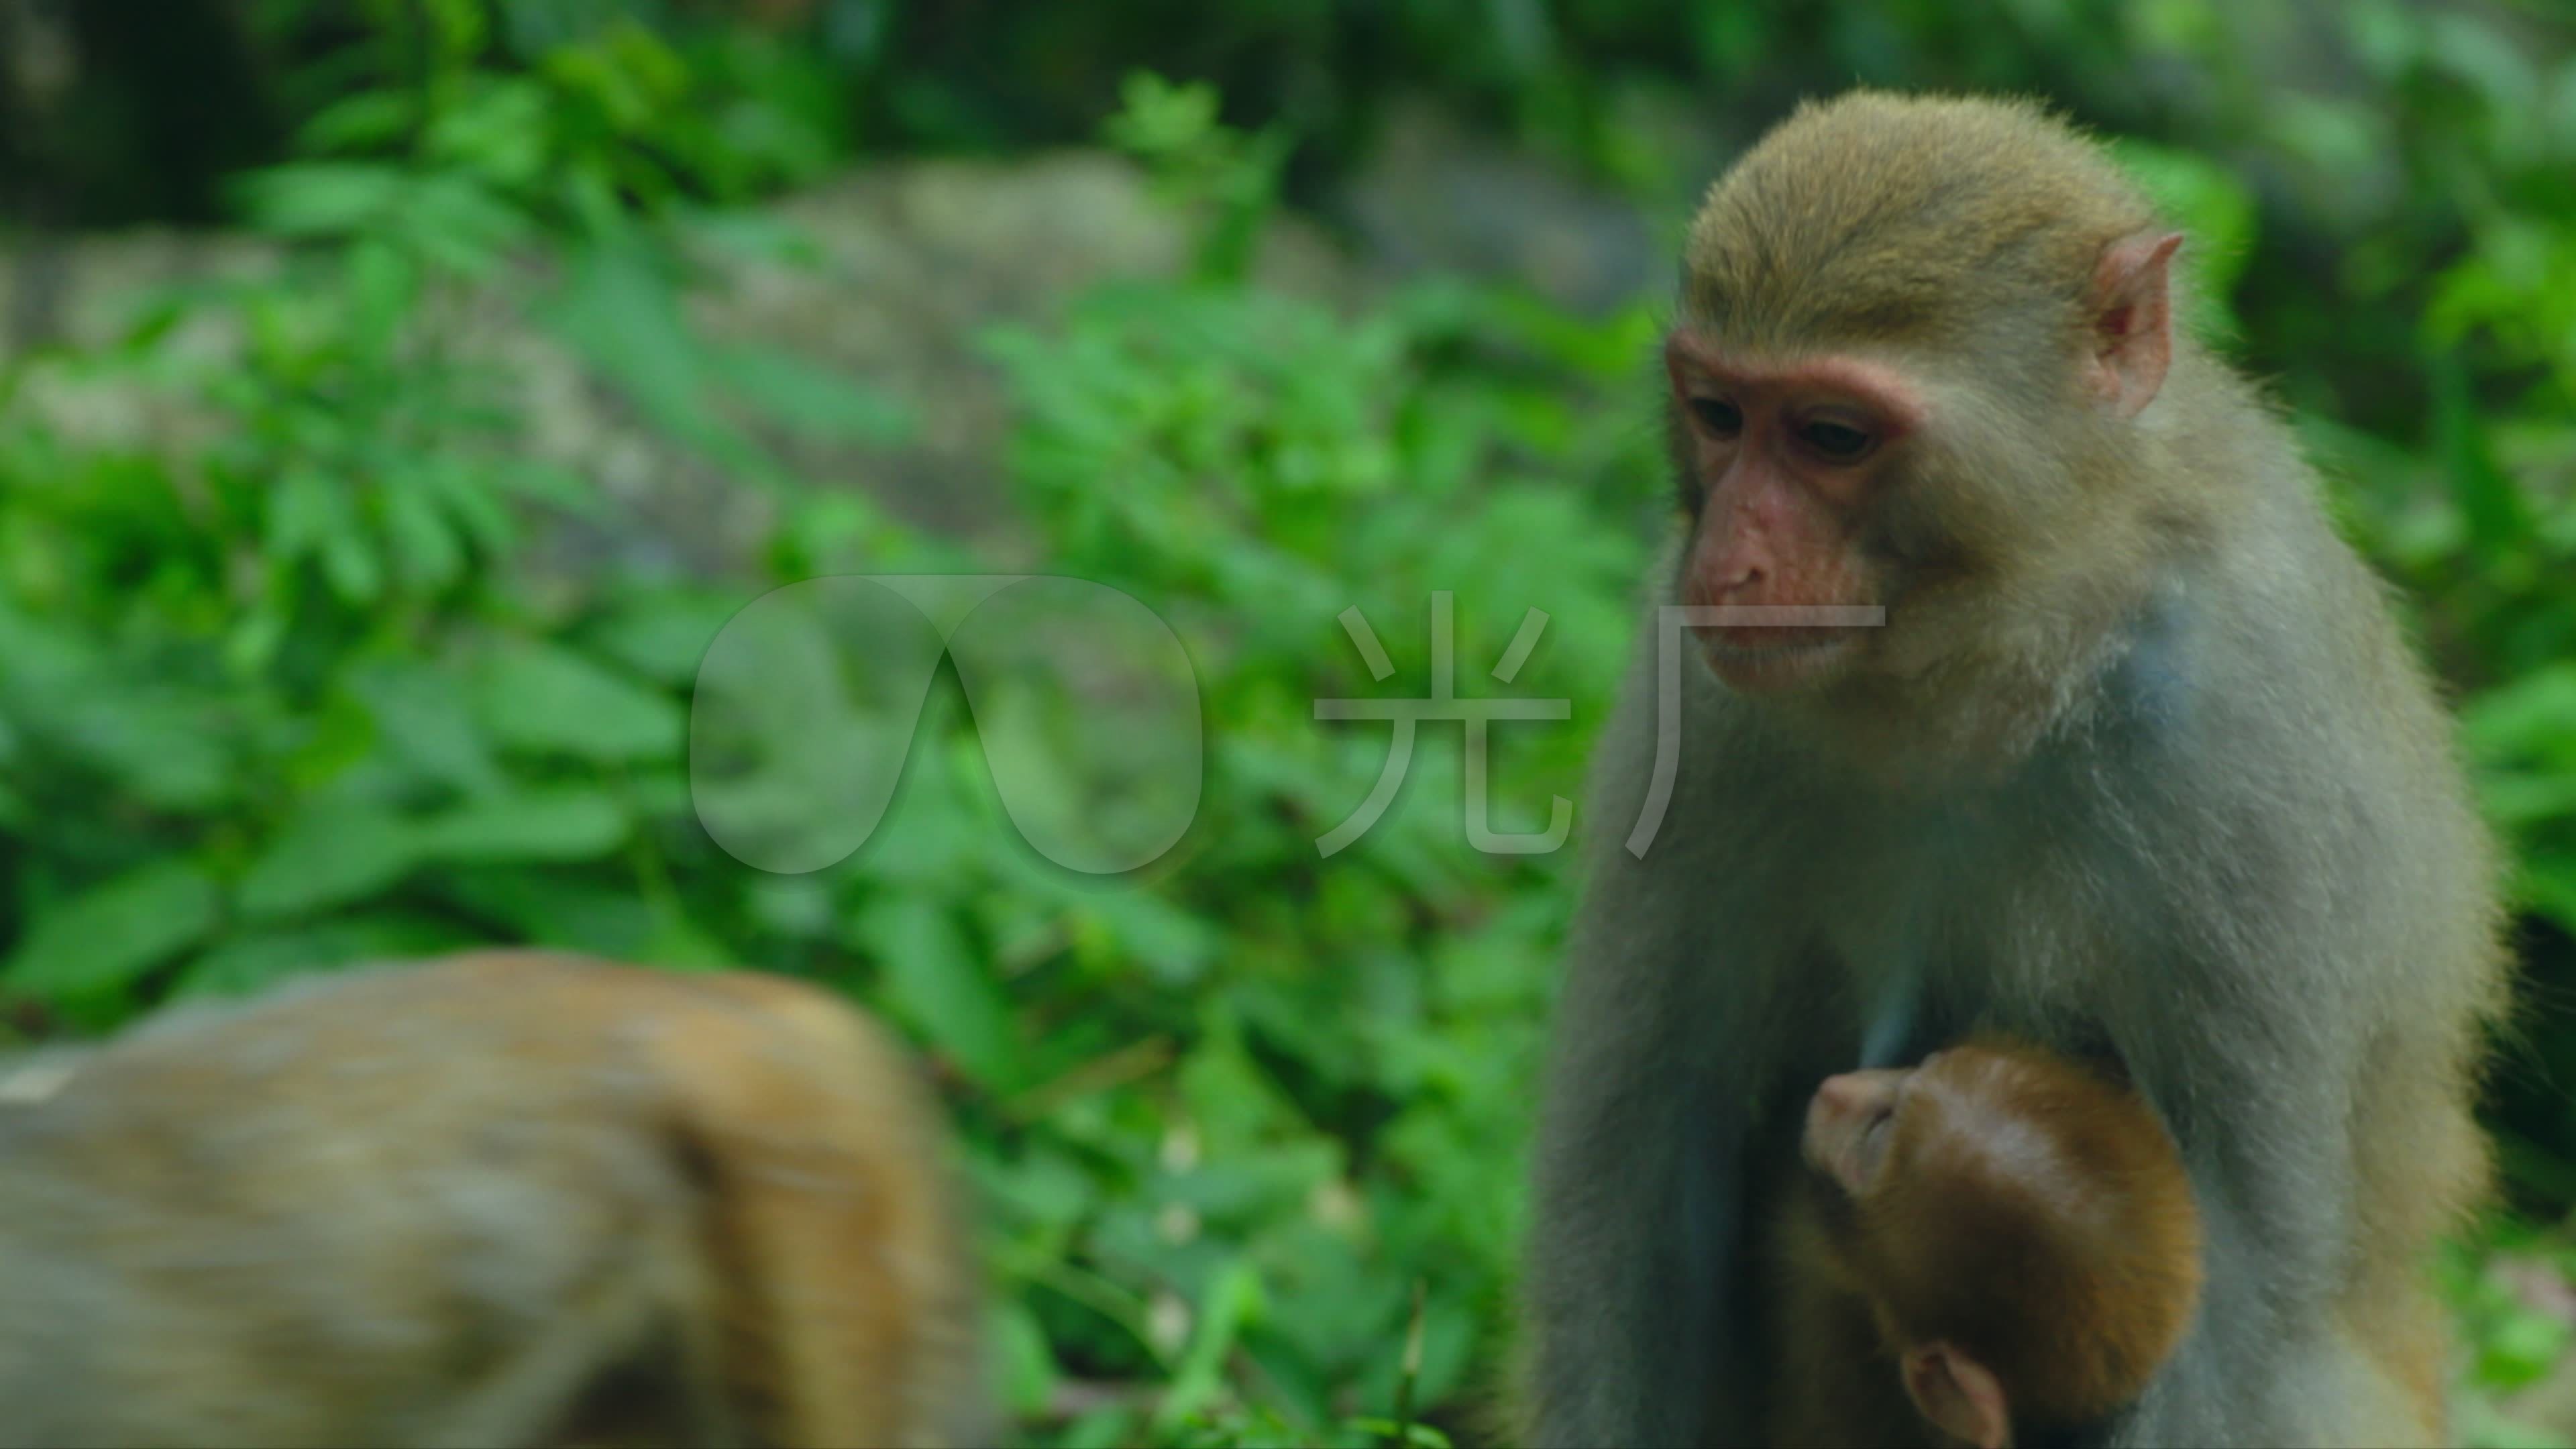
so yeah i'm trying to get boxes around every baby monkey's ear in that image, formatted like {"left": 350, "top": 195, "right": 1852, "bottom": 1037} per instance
{"left": 1902, "top": 1340, "right": 2012, "bottom": 1449}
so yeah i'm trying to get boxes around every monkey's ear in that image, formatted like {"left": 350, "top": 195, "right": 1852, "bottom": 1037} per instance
{"left": 2088, "top": 230, "right": 2183, "bottom": 419}
{"left": 1900, "top": 1340, "right": 2012, "bottom": 1449}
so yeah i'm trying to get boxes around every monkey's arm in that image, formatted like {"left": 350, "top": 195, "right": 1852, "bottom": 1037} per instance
{"left": 1525, "top": 921, "right": 1754, "bottom": 1448}
{"left": 2116, "top": 1022, "right": 2363, "bottom": 1446}
{"left": 1523, "top": 666, "right": 1786, "bottom": 1448}
{"left": 2106, "top": 619, "right": 2489, "bottom": 1449}
{"left": 2088, "top": 821, "right": 2385, "bottom": 1449}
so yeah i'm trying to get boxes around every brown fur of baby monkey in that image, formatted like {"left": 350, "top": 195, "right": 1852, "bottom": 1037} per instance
{"left": 1767, "top": 1040, "right": 2202, "bottom": 1449}
{"left": 0, "top": 951, "right": 988, "bottom": 1449}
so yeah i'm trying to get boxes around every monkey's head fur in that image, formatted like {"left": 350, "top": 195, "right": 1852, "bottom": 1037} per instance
{"left": 1686, "top": 93, "right": 2154, "bottom": 360}
{"left": 1669, "top": 91, "right": 2238, "bottom": 766}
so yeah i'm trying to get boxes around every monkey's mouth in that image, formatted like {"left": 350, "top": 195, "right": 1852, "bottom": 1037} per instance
{"left": 1693, "top": 626, "right": 1861, "bottom": 689}
{"left": 1701, "top": 625, "right": 1851, "bottom": 652}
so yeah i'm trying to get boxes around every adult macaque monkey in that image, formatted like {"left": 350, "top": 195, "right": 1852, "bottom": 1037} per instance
{"left": 1523, "top": 92, "right": 2503, "bottom": 1446}
{"left": 0, "top": 951, "right": 988, "bottom": 1448}
{"left": 1769, "top": 1040, "right": 2202, "bottom": 1449}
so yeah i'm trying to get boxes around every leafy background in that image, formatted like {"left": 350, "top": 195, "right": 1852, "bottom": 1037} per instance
{"left": 1, "top": 1, "right": 2572, "bottom": 1444}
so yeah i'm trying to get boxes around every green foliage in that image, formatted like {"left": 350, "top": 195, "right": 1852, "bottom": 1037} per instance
{"left": 0, "top": 28, "right": 1660, "bottom": 1440}
{"left": 1102, "top": 73, "right": 1293, "bottom": 283}
{"left": 0, "top": 14, "right": 878, "bottom": 1030}
{"left": 965, "top": 278, "right": 1653, "bottom": 1446}
{"left": 5, "top": 3, "right": 2576, "bottom": 1444}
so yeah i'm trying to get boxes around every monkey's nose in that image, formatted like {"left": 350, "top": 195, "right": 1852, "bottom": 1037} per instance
{"left": 1803, "top": 1075, "right": 1864, "bottom": 1165}
{"left": 1812, "top": 1072, "right": 1872, "bottom": 1120}
{"left": 1804, "top": 1072, "right": 1885, "bottom": 1173}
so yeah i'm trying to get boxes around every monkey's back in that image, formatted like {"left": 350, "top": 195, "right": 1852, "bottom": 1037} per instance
{"left": 0, "top": 951, "right": 981, "bottom": 1449}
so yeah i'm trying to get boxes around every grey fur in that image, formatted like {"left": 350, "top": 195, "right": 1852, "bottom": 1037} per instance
{"left": 1524, "top": 93, "right": 2503, "bottom": 1448}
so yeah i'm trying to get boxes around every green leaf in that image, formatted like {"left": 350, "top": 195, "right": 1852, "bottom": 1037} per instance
{"left": 1065, "top": 886, "right": 1219, "bottom": 986}
{"left": 5, "top": 861, "right": 222, "bottom": 998}
{"left": 988, "top": 1300, "right": 1062, "bottom": 1418}
{"left": 352, "top": 661, "right": 504, "bottom": 796}
{"left": 296, "top": 91, "right": 414, "bottom": 154}
{"left": 50, "top": 689, "right": 235, "bottom": 810}
{"left": 266, "top": 467, "right": 347, "bottom": 562}
{"left": 1149, "top": 1260, "right": 1267, "bottom": 1435}
{"left": 345, "top": 237, "right": 415, "bottom": 362}
{"left": 2475, "top": 1303, "right": 2571, "bottom": 1388}
{"left": 0, "top": 602, "right": 95, "bottom": 688}
{"left": 435, "top": 870, "right": 657, "bottom": 957}
{"left": 2479, "top": 771, "right": 2576, "bottom": 828}
{"left": 849, "top": 896, "right": 1018, "bottom": 1088}
{"left": 394, "top": 173, "right": 533, "bottom": 276}
{"left": 269, "top": 468, "right": 383, "bottom": 604}
{"left": 428, "top": 455, "right": 532, "bottom": 551}
{"left": 543, "top": 246, "right": 734, "bottom": 463}
{"left": 2465, "top": 666, "right": 2576, "bottom": 763}
{"left": 320, "top": 518, "right": 386, "bottom": 604}
{"left": 172, "top": 917, "right": 468, "bottom": 1002}
{"left": 584, "top": 590, "right": 737, "bottom": 684}
{"left": 238, "top": 797, "right": 423, "bottom": 920}
{"left": 2432, "top": 357, "right": 2534, "bottom": 559}
{"left": 232, "top": 162, "right": 408, "bottom": 237}
{"left": 2520, "top": 857, "right": 2576, "bottom": 936}
{"left": 380, "top": 473, "right": 465, "bottom": 592}
{"left": 475, "top": 641, "right": 682, "bottom": 762}
{"left": 637, "top": 918, "right": 739, "bottom": 971}
{"left": 414, "top": 786, "right": 631, "bottom": 863}
{"left": 424, "top": 76, "right": 550, "bottom": 186}
{"left": 710, "top": 343, "right": 915, "bottom": 445}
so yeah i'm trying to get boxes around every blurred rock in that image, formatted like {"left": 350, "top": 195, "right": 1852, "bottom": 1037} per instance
{"left": 692, "top": 152, "right": 1342, "bottom": 551}
{"left": 1, "top": 152, "right": 1345, "bottom": 582}
{"left": 6, "top": 117, "right": 1703, "bottom": 584}
{"left": 1334, "top": 99, "right": 1664, "bottom": 315}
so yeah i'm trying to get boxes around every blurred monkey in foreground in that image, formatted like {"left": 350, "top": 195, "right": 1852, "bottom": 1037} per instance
{"left": 0, "top": 951, "right": 987, "bottom": 1448}
{"left": 1766, "top": 1040, "right": 2202, "bottom": 1449}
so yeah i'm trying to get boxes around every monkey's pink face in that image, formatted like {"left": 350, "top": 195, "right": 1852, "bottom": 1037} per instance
{"left": 1665, "top": 333, "right": 1925, "bottom": 692}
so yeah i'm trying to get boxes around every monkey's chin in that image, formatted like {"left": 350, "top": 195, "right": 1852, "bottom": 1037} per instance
{"left": 1693, "top": 629, "right": 1860, "bottom": 693}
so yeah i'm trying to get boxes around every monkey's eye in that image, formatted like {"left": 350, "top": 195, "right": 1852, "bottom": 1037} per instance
{"left": 1686, "top": 396, "right": 1743, "bottom": 437}
{"left": 1850, "top": 1106, "right": 1896, "bottom": 1185}
{"left": 1797, "top": 417, "right": 1875, "bottom": 462}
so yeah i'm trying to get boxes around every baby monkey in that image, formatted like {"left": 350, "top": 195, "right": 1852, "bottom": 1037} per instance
{"left": 1766, "top": 1040, "right": 2204, "bottom": 1449}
